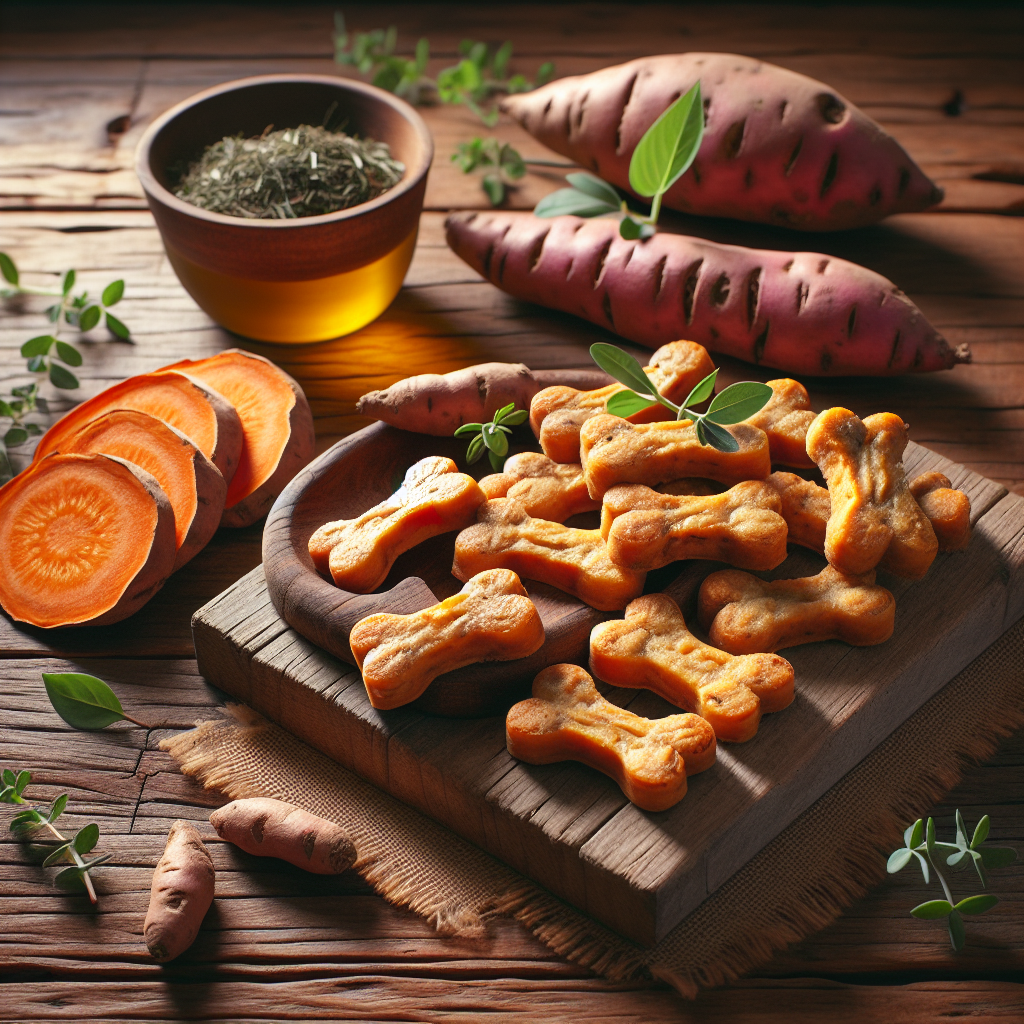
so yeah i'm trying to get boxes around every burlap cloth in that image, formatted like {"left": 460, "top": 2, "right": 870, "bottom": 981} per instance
{"left": 166, "top": 617, "right": 1024, "bottom": 998}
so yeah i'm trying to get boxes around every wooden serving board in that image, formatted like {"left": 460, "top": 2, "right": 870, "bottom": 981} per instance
{"left": 192, "top": 431, "right": 1024, "bottom": 946}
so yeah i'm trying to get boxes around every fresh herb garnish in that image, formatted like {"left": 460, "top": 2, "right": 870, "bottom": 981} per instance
{"left": 2, "top": 766, "right": 111, "bottom": 904}
{"left": 887, "top": 811, "right": 1017, "bottom": 951}
{"left": 174, "top": 124, "right": 404, "bottom": 220}
{"left": 42, "top": 672, "right": 152, "bottom": 731}
{"left": 0, "top": 251, "right": 129, "bottom": 482}
{"left": 589, "top": 342, "right": 771, "bottom": 453}
{"left": 451, "top": 136, "right": 526, "bottom": 206}
{"left": 535, "top": 81, "right": 704, "bottom": 239}
{"left": 454, "top": 402, "right": 529, "bottom": 471}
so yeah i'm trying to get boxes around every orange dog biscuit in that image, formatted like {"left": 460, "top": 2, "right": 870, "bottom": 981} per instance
{"left": 580, "top": 414, "right": 771, "bottom": 499}
{"left": 805, "top": 409, "right": 937, "bottom": 578}
{"left": 309, "top": 456, "right": 485, "bottom": 592}
{"left": 698, "top": 565, "right": 896, "bottom": 655}
{"left": 657, "top": 478, "right": 722, "bottom": 497}
{"left": 530, "top": 341, "right": 715, "bottom": 463}
{"left": 349, "top": 569, "right": 545, "bottom": 709}
{"left": 765, "top": 471, "right": 830, "bottom": 553}
{"left": 505, "top": 663, "right": 716, "bottom": 812}
{"left": 910, "top": 472, "right": 971, "bottom": 551}
{"left": 479, "top": 453, "right": 599, "bottom": 522}
{"left": 589, "top": 594, "right": 794, "bottom": 743}
{"left": 601, "top": 481, "right": 789, "bottom": 572}
{"left": 453, "top": 499, "right": 646, "bottom": 611}
{"left": 743, "top": 378, "right": 817, "bottom": 468}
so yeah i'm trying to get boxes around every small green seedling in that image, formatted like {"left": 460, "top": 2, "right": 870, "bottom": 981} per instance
{"left": 454, "top": 401, "right": 529, "bottom": 471}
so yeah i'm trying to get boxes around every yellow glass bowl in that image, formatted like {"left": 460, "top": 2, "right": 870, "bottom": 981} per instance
{"left": 135, "top": 75, "right": 433, "bottom": 344}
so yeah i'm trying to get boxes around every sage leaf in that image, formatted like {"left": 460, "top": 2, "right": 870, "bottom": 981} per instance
{"left": 48, "top": 363, "right": 79, "bottom": 390}
{"left": 535, "top": 187, "right": 618, "bottom": 219}
{"left": 1, "top": 769, "right": 14, "bottom": 787}
{"left": 48, "top": 794, "right": 68, "bottom": 822}
{"left": 27, "top": 355, "right": 46, "bottom": 373}
{"left": 0, "top": 251, "right": 18, "bottom": 285}
{"left": 971, "top": 815, "right": 990, "bottom": 849}
{"left": 4, "top": 427, "right": 28, "bottom": 447}
{"left": 62, "top": 269, "right": 75, "bottom": 295}
{"left": 498, "top": 408, "right": 528, "bottom": 427}
{"left": 906, "top": 819, "right": 924, "bottom": 849}
{"left": 606, "top": 390, "right": 659, "bottom": 418}
{"left": 494, "top": 402, "right": 516, "bottom": 422}
{"left": 682, "top": 369, "right": 718, "bottom": 410}
{"left": 628, "top": 81, "right": 704, "bottom": 199}
{"left": 15, "top": 770, "right": 30, "bottom": 796}
{"left": 466, "top": 433, "right": 485, "bottom": 465}
{"left": 565, "top": 172, "right": 621, "bottom": 208}
{"left": 78, "top": 305, "right": 101, "bottom": 332}
{"left": 20, "top": 335, "right": 56, "bottom": 358}
{"left": 105, "top": 312, "right": 131, "bottom": 340}
{"left": 73, "top": 823, "right": 100, "bottom": 855}
{"left": 101, "top": 279, "right": 124, "bottom": 306}
{"left": 955, "top": 894, "right": 998, "bottom": 915}
{"left": 42, "top": 843, "right": 72, "bottom": 868}
{"left": 705, "top": 381, "right": 773, "bottom": 425}
{"left": 481, "top": 420, "right": 509, "bottom": 457}
{"left": 589, "top": 343, "right": 658, "bottom": 399}
{"left": 910, "top": 899, "right": 953, "bottom": 920}
{"left": 454, "top": 422, "right": 484, "bottom": 437}
{"left": 55, "top": 341, "right": 83, "bottom": 367}
{"left": 41, "top": 672, "right": 127, "bottom": 730}
{"left": 11, "top": 809, "right": 45, "bottom": 832}
{"left": 947, "top": 909, "right": 965, "bottom": 952}
{"left": 697, "top": 418, "right": 740, "bottom": 453}
{"left": 887, "top": 847, "right": 913, "bottom": 873}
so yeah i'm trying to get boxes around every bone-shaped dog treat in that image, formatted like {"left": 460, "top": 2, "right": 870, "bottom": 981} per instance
{"left": 742, "top": 378, "right": 817, "bottom": 468}
{"left": 530, "top": 341, "right": 715, "bottom": 464}
{"left": 765, "top": 471, "right": 830, "bottom": 553}
{"left": 350, "top": 569, "right": 545, "bottom": 709}
{"left": 806, "top": 408, "right": 937, "bottom": 578}
{"left": 580, "top": 414, "right": 770, "bottom": 499}
{"left": 589, "top": 594, "right": 794, "bottom": 743}
{"left": 910, "top": 471, "right": 971, "bottom": 551}
{"left": 309, "top": 456, "right": 485, "bottom": 592}
{"left": 657, "top": 478, "right": 722, "bottom": 497}
{"left": 698, "top": 564, "right": 896, "bottom": 656}
{"left": 479, "top": 452, "right": 599, "bottom": 522}
{"left": 453, "top": 498, "right": 646, "bottom": 611}
{"left": 601, "top": 481, "right": 789, "bottom": 572}
{"left": 505, "top": 663, "right": 717, "bottom": 811}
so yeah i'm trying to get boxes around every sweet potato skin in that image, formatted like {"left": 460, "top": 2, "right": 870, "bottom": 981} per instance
{"left": 446, "top": 211, "right": 968, "bottom": 376}
{"left": 501, "top": 53, "right": 942, "bottom": 232}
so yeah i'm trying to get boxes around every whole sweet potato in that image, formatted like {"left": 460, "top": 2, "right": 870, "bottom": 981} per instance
{"left": 501, "top": 53, "right": 942, "bottom": 232}
{"left": 445, "top": 211, "right": 969, "bottom": 377}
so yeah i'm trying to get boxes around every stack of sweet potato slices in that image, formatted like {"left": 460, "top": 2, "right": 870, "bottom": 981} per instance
{"left": 0, "top": 350, "right": 314, "bottom": 629}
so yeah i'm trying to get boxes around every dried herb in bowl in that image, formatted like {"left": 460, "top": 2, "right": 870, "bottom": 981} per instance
{"left": 174, "top": 124, "right": 405, "bottom": 219}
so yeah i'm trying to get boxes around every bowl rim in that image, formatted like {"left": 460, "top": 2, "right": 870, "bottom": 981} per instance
{"left": 134, "top": 73, "right": 434, "bottom": 230}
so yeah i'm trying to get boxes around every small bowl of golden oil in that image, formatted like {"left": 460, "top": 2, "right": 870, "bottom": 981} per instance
{"left": 136, "top": 74, "right": 432, "bottom": 343}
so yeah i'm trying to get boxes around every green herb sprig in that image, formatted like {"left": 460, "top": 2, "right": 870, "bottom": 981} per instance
{"left": 535, "top": 81, "right": 704, "bottom": 239}
{"left": 452, "top": 136, "right": 526, "bottom": 205}
{"left": 1, "top": 767, "right": 110, "bottom": 904}
{"left": 42, "top": 672, "right": 152, "bottom": 730}
{"left": 589, "top": 343, "right": 771, "bottom": 453}
{"left": 454, "top": 402, "right": 528, "bottom": 471}
{"left": 0, "top": 251, "right": 129, "bottom": 482}
{"left": 887, "top": 811, "right": 1017, "bottom": 951}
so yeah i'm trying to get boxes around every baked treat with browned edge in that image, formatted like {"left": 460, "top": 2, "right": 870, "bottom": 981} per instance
{"left": 698, "top": 565, "right": 896, "bottom": 655}
{"left": 589, "top": 594, "right": 794, "bottom": 743}
{"left": 308, "top": 456, "right": 485, "bottom": 592}
{"left": 742, "top": 378, "right": 817, "bottom": 468}
{"left": 479, "top": 452, "right": 599, "bottom": 522}
{"left": 910, "top": 471, "right": 972, "bottom": 551}
{"left": 350, "top": 569, "right": 545, "bottom": 709}
{"left": 505, "top": 663, "right": 716, "bottom": 812}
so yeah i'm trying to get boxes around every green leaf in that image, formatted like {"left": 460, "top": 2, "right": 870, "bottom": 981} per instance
{"left": 488, "top": 448, "right": 503, "bottom": 472}
{"left": 49, "top": 363, "right": 79, "bottom": 389}
{"left": 46, "top": 304, "right": 61, "bottom": 323}
{"left": 42, "top": 843, "right": 72, "bottom": 868}
{"left": 481, "top": 421, "right": 509, "bottom": 457}
{"left": 910, "top": 899, "right": 953, "bottom": 920}
{"left": 946, "top": 849, "right": 970, "bottom": 868}
{"left": 55, "top": 341, "right": 83, "bottom": 367}
{"left": 589, "top": 343, "right": 658, "bottom": 399}
{"left": 606, "top": 390, "right": 659, "bottom": 418}
{"left": 887, "top": 848, "right": 913, "bottom": 874}
{"left": 912, "top": 850, "right": 931, "bottom": 884}
{"left": 955, "top": 809, "right": 968, "bottom": 849}
{"left": 20, "top": 335, "right": 55, "bottom": 358}
{"left": 705, "top": 381, "right": 773, "bottom": 425}
{"left": 493, "top": 40, "right": 512, "bottom": 79}
{"left": 536, "top": 62, "right": 555, "bottom": 87}
{"left": 926, "top": 816, "right": 938, "bottom": 859}
{"left": 453, "top": 422, "right": 484, "bottom": 437}
{"left": 493, "top": 402, "right": 516, "bottom": 422}
{"left": 628, "top": 81, "right": 704, "bottom": 199}
{"left": 78, "top": 305, "right": 101, "bottom": 332}
{"left": 947, "top": 909, "right": 965, "bottom": 952}
{"left": 62, "top": 269, "right": 75, "bottom": 295}
{"left": 15, "top": 769, "right": 30, "bottom": 796}
{"left": 978, "top": 846, "right": 1018, "bottom": 870}
{"left": 618, "top": 215, "right": 655, "bottom": 240}
{"left": 955, "top": 894, "right": 998, "bottom": 915}
{"left": 482, "top": 173, "right": 505, "bottom": 206}
{"left": 466, "top": 433, "right": 485, "bottom": 465}
{"left": 105, "top": 312, "right": 130, "bottom": 340}
{"left": 11, "top": 808, "right": 45, "bottom": 831}
{"left": 499, "top": 408, "right": 528, "bottom": 427}
{"left": 565, "top": 172, "right": 621, "bottom": 208}
{"left": 970, "top": 815, "right": 990, "bottom": 849}
{"left": 41, "top": 672, "right": 127, "bottom": 730}
{"left": 534, "top": 186, "right": 618, "bottom": 219}
{"left": 27, "top": 355, "right": 46, "bottom": 373}
{"left": 0, "top": 785, "right": 13, "bottom": 803}
{"left": 72, "top": 823, "right": 100, "bottom": 855}
{"left": 4, "top": 427, "right": 28, "bottom": 446}
{"left": 1, "top": 769, "right": 14, "bottom": 787}
{"left": 906, "top": 819, "right": 924, "bottom": 849}
{"left": 0, "top": 399, "right": 12, "bottom": 417}
{"left": 415, "top": 37, "right": 429, "bottom": 75}
{"left": 696, "top": 417, "right": 739, "bottom": 453}
{"left": 48, "top": 794, "right": 68, "bottom": 822}
{"left": 499, "top": 144, "right": 526, "bottom": 180}
{"left": 969, "top": 849, "right": 989, "bottom": 888}
{"left": 0, "top": 252, "right": 18, "bottom": 285}
{"left": 101, "top": 279, "right": 124, "bottom": 306}
{"left": 25, "top": 422, "right": 41, "bottom": 436}
{"left": 682, "top": 369, "right": 719, "bottom": 411}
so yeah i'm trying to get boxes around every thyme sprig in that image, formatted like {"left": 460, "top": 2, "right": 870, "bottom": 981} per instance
{"left": 454, "top": 401, "right": 528, "bottom": 471}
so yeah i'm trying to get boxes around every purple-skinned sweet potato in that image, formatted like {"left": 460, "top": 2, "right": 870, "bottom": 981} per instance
{"left": 445, "top": 212, "right": 970, "bottom": 376}
{"left": 501, "top": 53, "right": 943, "bottom": 232}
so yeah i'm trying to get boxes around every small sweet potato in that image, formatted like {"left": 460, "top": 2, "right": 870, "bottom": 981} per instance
{"left": 144, "top": 821, "right": 215, "bottom": 962}
{"left": 210, "top": 798, "right": 357, "bottom": 875}
{"left": 502, "top": 53, "right": 942, "bottom": 231}
{"left": 446, "top": 211, "right": 969, "bottom": 376}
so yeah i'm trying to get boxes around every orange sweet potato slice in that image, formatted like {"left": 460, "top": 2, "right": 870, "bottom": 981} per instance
{"left": 0, "top": 453, "right": 176, "bottom": 628}
{"left": 163, "top": 350, "right": 315, "bottom": 527}
{"left": 33, "top": 370, "right": 243, "bottom": 485}
{"left": 54, "top": 409, "right": 226, "bottom": 570}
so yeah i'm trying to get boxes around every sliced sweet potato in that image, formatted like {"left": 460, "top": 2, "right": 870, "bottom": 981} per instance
{"left": 163, "top": 350, "right": 315, "bottom": 527}
{"left": 54, "top": 410, "right": 226, "bottom": 570}
{"left": 33, "top": 370, "right": 243, "bottom": 485}
{"left": 0, "top": 453, "right": 176, "bottom": 628}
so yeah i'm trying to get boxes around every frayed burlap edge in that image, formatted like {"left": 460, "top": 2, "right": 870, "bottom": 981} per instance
{"left": 164, "top": 617, "right": 1024, "bottom": 998}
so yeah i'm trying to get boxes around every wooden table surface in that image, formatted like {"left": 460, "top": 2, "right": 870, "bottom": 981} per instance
{"left": 1, "top": 4, "right": 1021, "bottom": 1020}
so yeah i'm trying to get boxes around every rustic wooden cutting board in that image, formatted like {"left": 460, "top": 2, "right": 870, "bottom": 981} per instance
{"left": 192, "top": 432, "right": 1024, "bottom": 945}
